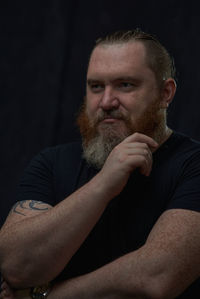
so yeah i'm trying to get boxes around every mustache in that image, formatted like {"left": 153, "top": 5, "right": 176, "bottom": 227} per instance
{"left": 94, "top": 110, "right": 127, "bottom": 124}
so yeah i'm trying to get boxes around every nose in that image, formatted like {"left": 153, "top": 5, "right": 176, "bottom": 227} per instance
{"left": 99, "top": 86, "right": 120, "bottom": 110}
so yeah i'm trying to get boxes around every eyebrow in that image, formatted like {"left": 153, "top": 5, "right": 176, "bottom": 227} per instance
{"left": 113, "top": 76, "right": 141, "bottom": 83}
{"left": 87, "top": 79, "right": 101, "bottom": 85}
{"left": 87, "top": 76, "right": 141, "bottom": 85}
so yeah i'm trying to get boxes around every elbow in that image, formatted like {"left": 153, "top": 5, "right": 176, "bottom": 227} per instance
{"left": 0, "top": 247, "right": 52, "bottom": 287}
{"left": 0, "top": 240, "right": 26, "bottom": 288}
{"left": 144, "top": 283, "right": 169, "bottom": 299}
{"left": 1, "top": 258, "right": 62, "bottom": 288}
{"left": 143, "top": 276, "right": 182, "bottom": 299}
{"left": 1, "top": 259, "right": 43, "bottom": 288}
{"left": 1, "top": 262, "right": 25, "bottom": 288}
{"left": 123, "top": 275, "right": 173, "bottom": 299}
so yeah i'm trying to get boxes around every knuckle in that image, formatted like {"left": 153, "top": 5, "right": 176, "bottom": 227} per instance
{"left": 138, "top": 155, "right": 146, "bottom": 164}
{"left": 133, "top": 132, "right": 140, "bottom": 139}
{"left": 143, "top": 143, "right": 149, "bottom": 150}
{"left": 113, "top": 144, "right": 121, "bottom": 152}
{"left": 143, "top": 149, "right": 149, "bottom": 156}
{"left": 118, "top": 153, "right": 127, "bottom": 163}
{"left": 111, "top": 147, "right": 119, "bottom": 157}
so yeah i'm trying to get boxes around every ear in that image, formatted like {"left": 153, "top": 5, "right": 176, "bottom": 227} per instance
{"left": 160, "top": 78, "right": 176, "bottom": 109}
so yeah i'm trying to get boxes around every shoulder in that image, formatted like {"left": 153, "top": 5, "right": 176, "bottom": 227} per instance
{"left": 163, "top": 132, "right": 200, "bottom": 212}
{"left": 174, "top": 131, "right": 200, "bottom": 151}
{"left": 167, "top": 131, "right": 200, "bottom": 153}
{"left": 171, "top": 132, "right": 200, "bottom": 169}
{"left": 32, "top": 141, "right": 83, "bottom": 169}
{"left": 157, "top": 131, "right": 200, "bottom": 167}
{"left": 161, "top": 131, "right": 200, "bottom": 175}
{"left": 15, "top": 141, "right": 83, "bottom": 206}
{"left": 19, "top": 140, "right": 83, "bottom": 187}
{"left": 39, "top": 141, "right": 83, "bottom": 159}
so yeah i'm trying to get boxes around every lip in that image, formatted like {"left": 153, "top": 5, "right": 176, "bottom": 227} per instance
{"left": 101, "top": 118, "right": 121, "bottom": 123}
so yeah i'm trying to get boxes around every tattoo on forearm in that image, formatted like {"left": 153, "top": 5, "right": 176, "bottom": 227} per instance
{"left": 11, "top": 200, "right": 50, "bottom": 216}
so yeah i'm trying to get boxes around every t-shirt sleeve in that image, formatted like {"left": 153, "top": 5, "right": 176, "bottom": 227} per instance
{"left": 16, "top": 148, "right": 56, "bottom": 206}
{"left": 167, "top": 151, "right": 200, "bottom": 212}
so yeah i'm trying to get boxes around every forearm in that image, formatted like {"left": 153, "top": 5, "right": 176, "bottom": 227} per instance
{"left": 48, "top": 248, "right": 155, "bottom": 299}
{"left": 0, "top": 133, "right": 157, "bottom": 289}
{"left": 46, "top": 209, "right": 200, "bottom": 299}
{"left": 0, "top": 174, "right": 111, "bottom": 288}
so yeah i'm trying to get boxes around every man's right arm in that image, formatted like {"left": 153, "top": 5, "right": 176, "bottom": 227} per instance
{"left": 0, "top": 133, "right": 156, "bottom": 289}
{"left": 0, "top": 176, "right": 113, "bottom": 289}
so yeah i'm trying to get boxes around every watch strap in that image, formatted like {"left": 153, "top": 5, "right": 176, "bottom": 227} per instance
{"left": 30, "top": 283, "right": 51, "bottom": 298}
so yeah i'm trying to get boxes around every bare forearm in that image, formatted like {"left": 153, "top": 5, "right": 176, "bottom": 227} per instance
{"left": 47, "top": 210, "right": 200, "bottom": 299}
{"left": 48, "top": 249, "right": 155, "bottom": 299}
{"left": 0, "top": 133, "right": 157, "bottom": 288}
{"left": 0, "top": 175, "right": 111, "bottom": 288}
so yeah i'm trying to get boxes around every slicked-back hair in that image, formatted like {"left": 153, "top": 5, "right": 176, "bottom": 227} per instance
{"left": 93, "top": 29, "right": 176, "bottom": 87}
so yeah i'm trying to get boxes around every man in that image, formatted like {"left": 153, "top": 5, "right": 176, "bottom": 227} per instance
{"left": 0, "top": 29, "right": 200, "bottom": 298}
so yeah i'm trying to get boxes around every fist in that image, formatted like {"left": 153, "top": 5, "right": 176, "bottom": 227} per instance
{"left": 96, "top": 133, "right": 158, "bottom": 199}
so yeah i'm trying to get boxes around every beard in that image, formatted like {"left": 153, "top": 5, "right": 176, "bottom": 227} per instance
{"left": 77, "top": 97, "right": 165, "bottom": 169}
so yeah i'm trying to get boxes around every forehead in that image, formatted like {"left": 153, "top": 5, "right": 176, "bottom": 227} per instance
{"left": 87, "top": 42, "right": 153, "bottom": 80}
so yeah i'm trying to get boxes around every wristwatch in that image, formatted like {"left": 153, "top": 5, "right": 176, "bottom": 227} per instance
{"left": 30, "top": 283, "right": 51, "bottom": 298}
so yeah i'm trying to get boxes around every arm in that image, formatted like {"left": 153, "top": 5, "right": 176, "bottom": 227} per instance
{"left": 48, "top": 209, "right": 200, "bottom": 299}
{"left": 0, "top": 133, "right": 157, "bottom": 289}
{"left": 2, "top": 209, "right": 200, "bottom": 299}
{"left": 0, "top": 176, "right": 112, "bottom": 288}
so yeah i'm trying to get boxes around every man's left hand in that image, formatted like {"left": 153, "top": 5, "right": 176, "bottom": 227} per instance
{"left": 0, "top": 279, "right": 15, "bottom": 299}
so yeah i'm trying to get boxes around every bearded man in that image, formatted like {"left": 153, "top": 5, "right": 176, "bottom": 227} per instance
{"left": 0, "top": 29, "right": 200, "bottom": 299}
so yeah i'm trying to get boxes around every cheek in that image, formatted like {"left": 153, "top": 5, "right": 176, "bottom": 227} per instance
{"left": 125, "top": 91, "right": 157, "bottom": 117}
{"left": 86, "top": 96, "right": 100, "bottom": 116}
{"left": 124, "top": 99, "right": 145, "bottom": 117}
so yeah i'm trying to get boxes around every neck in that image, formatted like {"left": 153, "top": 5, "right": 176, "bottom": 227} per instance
{"left": 153, "top": 125, "right": 173, "bottom": 151}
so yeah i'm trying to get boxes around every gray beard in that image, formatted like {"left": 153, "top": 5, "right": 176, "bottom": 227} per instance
{"left": 82, "top": 126, "right": 130, "bottom": 169}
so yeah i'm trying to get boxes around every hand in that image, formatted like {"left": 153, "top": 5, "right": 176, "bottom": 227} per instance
{"left": 96, "top": 132, "right": 158, "bottom": 198}
{"left": 0, "top": 279, "right": 30, "bottom": 299}
{"left": 0, "top": 280, "right": 15, "bottom": 299}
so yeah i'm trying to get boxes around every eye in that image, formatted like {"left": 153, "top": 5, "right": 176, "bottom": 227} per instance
{"left": 89, "top": 83, "right": 104, "bottom": 93}
{"left": 118, "top": 82, "right": 135, "bottom": 91}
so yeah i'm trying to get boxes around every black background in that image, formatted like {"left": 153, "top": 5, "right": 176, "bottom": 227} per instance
{"left": 1, "top": 0, "right": 200, "bottom": 227}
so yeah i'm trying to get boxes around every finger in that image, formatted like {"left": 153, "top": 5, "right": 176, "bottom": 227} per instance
{"left": 0, "top": 289, "right": 8, "bottom": 298}
{"left": 0, "top": 282, "right": 11, "bottom": 292}
{"left": 0, "top": 282, "right": 14, "bottom": 298}
{"left": 125, "top": 145, "right": 153, "bottom": 162}
{"left": 124, "top": 143, "right": 153, "bottom": 155}
{"left": 123, "top": 142, "right": 152, "bottom": 150}
{"left": 120, "top": 144, "right": 153, "bottom": 176}
{"left": 125, "top": 153, "right": 152, "bottom": 177}
{"left": 0, "top": 290, "right": 4, "bottom": 298}
{"left": 138, "top": 153, "right": 152, "bottom": 176}
{"left": 0, "top": 282, "right": 6, "bottom": 290}
{"left": 123, "top": 133, "right": 158, "bottom": 149}
{"left": 124, "top": 147, "right": 152, "bottom": 163}
{"left": 117, "top": 143, "right": 153, "bottom": 160}
{"left": 140, "top": 157, "right": 152, "bottom": 176}
{"left": 124, "top": 133, "right": 158, "bottom": 148}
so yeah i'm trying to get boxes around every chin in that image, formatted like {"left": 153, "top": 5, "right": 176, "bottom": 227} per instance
{"left": 98, "top": 121, "right": 130, "bottom": 138}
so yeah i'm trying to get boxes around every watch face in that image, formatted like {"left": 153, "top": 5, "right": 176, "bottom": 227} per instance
{"left": 30, "top": 283, "right": 51, "bottom": 298}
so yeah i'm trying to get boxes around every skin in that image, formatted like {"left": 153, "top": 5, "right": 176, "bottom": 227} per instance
{"left": 86, "top": 42, "right": 170, "bottom": 142}
{"left": 87, "top": 43, "right": 156, "bottom": 120}
{"left": 1, "top": 42, "right": 200, "bottom": 299}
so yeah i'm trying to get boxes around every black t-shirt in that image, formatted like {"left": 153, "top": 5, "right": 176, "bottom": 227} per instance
{"left": 16, "top": 132, "right": 200, "bottom": 297}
